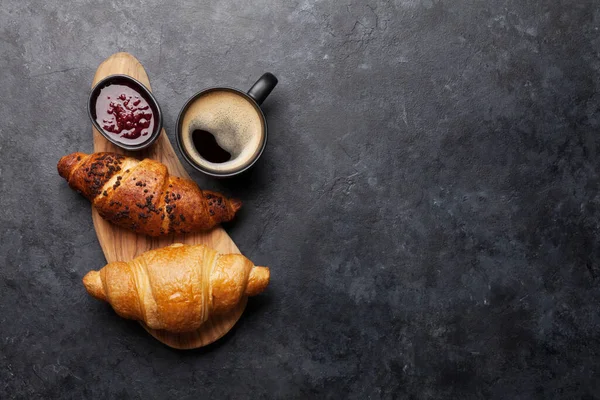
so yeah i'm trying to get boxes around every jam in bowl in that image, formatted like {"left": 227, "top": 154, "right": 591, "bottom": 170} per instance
{"left": 88, "top": 75, "right": 162, "bottom": 151}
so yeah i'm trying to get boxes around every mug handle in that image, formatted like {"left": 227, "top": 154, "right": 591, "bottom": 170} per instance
{"left": 247, "top": 73, "right": 278, "bottom": 105}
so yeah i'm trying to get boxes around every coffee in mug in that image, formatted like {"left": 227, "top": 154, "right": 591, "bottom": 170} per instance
{"left": 177, "top": 73, "right": 278, "bottom": 177}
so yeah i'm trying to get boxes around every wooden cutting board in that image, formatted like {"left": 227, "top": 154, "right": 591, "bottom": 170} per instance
{"left": 91, "top": 52, "right": 246, "bottom": 349}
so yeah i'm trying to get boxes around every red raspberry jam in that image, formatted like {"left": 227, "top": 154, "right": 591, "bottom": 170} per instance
{"left": 95, "top": 84, "right": 155, "bottom": 145}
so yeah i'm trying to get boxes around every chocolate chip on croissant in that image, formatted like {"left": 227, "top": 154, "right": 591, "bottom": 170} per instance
{"left": 83, "top": 243, "right": 270, "bottom": 333}
{"left": 58, "top": 152, "right": 241, "bottom": 236}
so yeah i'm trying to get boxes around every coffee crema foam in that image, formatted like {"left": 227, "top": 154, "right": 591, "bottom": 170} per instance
{"left": 180, "top": 90, "right": 264, "bottom": 174}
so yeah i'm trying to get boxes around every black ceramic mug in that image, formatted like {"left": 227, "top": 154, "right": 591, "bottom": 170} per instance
{"left": 176, "top": 73, "right": 278, "bottom": 177}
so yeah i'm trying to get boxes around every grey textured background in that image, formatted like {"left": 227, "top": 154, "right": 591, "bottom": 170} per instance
{"left": 1, "top": 1, "right": 600, "bottom": 399}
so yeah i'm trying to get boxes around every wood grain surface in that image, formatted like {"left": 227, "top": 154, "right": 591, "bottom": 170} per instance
{"left": 91, "top": 52, "right": 246, "bottom": 349}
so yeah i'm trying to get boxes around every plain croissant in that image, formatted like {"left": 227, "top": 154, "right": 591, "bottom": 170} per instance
{"left": 83, "top": 244, "right": 270, "bottom": 333}
{"left": 57, "top": 152, "right": 241, "bottom": 236}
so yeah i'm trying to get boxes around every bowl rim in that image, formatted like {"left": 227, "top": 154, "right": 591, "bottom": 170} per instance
{"left": 87, "top": 74, "right": 163, "bottom": 151}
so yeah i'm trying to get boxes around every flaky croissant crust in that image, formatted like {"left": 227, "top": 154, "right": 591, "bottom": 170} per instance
{"left": 83, "top": 244, "right": 270, "bottom": 333}
{"left": 58, "top": 152, "right": 241, "bottom": 236}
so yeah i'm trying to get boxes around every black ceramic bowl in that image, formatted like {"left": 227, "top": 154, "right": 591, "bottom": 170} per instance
{"left": 88, "top": 75, "right": 163, "bottom": 151}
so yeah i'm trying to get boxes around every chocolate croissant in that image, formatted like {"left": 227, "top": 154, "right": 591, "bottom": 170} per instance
{"left": 83, "top": 243, "right": 270, "bottom": 333}
{"left": 57, "top": 152, "right": 241, "bottom": 236}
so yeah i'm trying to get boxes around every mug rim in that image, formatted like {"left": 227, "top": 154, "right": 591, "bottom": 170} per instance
{"left": 175, "top": 86, "right": 268, "bottom": 178}
{"left": 87, "top": 74, "right": 163, "bottom": 151}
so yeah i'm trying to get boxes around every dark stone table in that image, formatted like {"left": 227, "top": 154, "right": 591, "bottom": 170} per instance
{"left": 1, "top": 1, "right": 599, "bottom": 398}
